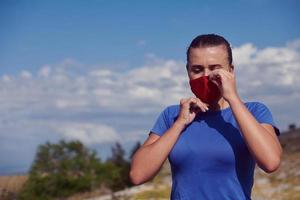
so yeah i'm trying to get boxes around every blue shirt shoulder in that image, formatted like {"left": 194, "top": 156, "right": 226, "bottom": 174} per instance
{"left": 150, "top": 104, "right": 180, "bottom": 137}
{"left": 245, "top": 101, "right": 280, "bottom": 136}
{"left": 150, "top": 101, "right": 280, "bottom": 137}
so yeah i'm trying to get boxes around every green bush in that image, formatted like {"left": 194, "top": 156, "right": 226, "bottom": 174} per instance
{"left": 18, "top": 140, "right": 133, "bottom": 199}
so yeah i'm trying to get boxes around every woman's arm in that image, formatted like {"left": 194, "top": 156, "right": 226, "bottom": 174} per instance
{"left": 130, "top": 122, "right": 184, "bottom": 185}
{"left": 228, "top": 97, "right": 282, "bottom": 173}
{"left": 209, "top": 68, "right": 282, "bottom": 173}
{"left": 130, "top": 97, "right": 208, "bottom": 185}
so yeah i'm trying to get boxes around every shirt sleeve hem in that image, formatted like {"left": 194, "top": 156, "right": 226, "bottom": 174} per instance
{"left": 148, "top": 130, "right": 163, "bottom": 137}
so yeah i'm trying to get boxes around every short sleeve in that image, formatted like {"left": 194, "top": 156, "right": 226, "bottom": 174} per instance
{"left": 252, "top": 102, "right": 281, "bottom": 136}
{"left": 149, "top": 107, "right": 172, "bottom": 137}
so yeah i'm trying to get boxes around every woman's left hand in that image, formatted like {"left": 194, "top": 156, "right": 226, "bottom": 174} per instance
{"left": 208, "top": 68, "right": 239, "bottom": 102}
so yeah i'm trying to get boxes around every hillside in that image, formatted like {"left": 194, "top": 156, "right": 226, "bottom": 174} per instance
{"left": 0, "top": 128, "right": 299, "bottom": 200}
{"left": 252, "top": 128, "right": 300, "bottom": 200}
{"left": 108, "top": 128, "right": 300, "bottom": 200}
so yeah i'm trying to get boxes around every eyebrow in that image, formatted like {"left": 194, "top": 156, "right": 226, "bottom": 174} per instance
{"left": 190, "top": 64, "right": 222, "bottom": 68}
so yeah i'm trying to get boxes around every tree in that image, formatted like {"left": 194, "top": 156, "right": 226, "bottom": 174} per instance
{"left": 19, "top": 140, "right": 135, "bottom": 199}
{"left": 106, "top": 142, "right": 133, "bottom": 191}
{"left": 108, "top": 142, "right": 126, "bottom": 166}
{"left": 19, "top": 140, "right": 102, "bottom": 200}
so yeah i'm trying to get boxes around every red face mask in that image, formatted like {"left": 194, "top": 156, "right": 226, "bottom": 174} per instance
{"left": 189, "top": 76, "right": 221, "bottom": 105}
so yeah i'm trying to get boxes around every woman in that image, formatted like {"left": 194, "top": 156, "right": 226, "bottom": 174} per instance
{"left": 130, "top": 34, "right": 282, "bottom": 200}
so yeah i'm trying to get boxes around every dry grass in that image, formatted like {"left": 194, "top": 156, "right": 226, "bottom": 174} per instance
{"left": 0, "top": 175, "right": 28, "bottom": 192}
{"left": 0, "top": 175, "right": 28, "bottom": 200}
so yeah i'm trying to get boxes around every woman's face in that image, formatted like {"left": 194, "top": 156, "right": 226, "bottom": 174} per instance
{"left": 187, "top": 45, "right": 233, "bottom": 80}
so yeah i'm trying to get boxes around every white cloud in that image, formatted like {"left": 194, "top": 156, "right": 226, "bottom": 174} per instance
{"left": 88, "top": 69, "right": 112, "bottom": 77}
{"left": 1, "top": 40, "right": 300, "bottom": 174}
{"left": 1, "top": 75, "right": 12, "bottom": 82}
{"left": 1, "top": 41, "right": 299, "bottom": 132}
{"left": 55, "top": 122, "right": 120, "bottom": 145}
{"left": 20, "top": 70, "right": 32, "bottom": 79}
{"left": 233, "top": 40, "right": 300, "bottom": 100}
{"left": 54, "top": 98, "right": 88, "bottom": 109}
{"left": 233, "top": 43, "right": 257, "bottom": 66}
{"left": 287, "top": 38, "right": 300, "bottom": 50}
{"left": 1, "top": 41, "right": 299, "bottom": 127}
{"left": 38, "top": 65, "right": 51, "bottom": 77}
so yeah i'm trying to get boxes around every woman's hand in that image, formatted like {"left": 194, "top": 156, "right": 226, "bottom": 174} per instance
{"left": 176, "top": 97, "right": 209, "bottom": 127}
{"left": 209, "top": 69, "right": 239, "bottom": 102}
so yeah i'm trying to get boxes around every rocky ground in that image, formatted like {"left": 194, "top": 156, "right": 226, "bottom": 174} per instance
{"left": 252, "top": 128, "right": 300, "bottom": 200}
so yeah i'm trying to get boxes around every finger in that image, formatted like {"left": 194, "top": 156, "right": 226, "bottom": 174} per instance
{"left": 190, "top": 102, "right": 206, "bottom": 113}
{"left": 195, "top": 98, "right": 209, "bottom": 111}
{"left": 209, "top": 70, "right": 221, "bottom": 82}
{"left": 209, "top": 69, "right": 228, "bottom": 80}
{"left": 219, "top": 69, "right": 234, "bottom": 79}
{"left": 180, "top": 98, "right": 187, "bottom": 105}
{"left": 181, "top": 97, "right": 196, "bottom": 109}
{"left": 209, "top": 69, "right": 232, "bottom": 87}
{"left": 180, "top": 97, "right": 193, "bottom": 105}
{"left": 189, "top": 98, "right": 209, "bottom": 113}
{"left": 209, "top": 71, "right": 223, "bottom": 88}
{"left": 187, "top": 97, "right": 197, "bottom": 104}
{"left": 186, "top": 98, "right": 205, "bottom": 113}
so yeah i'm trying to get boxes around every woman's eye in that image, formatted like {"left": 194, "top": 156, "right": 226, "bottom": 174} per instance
{"left": 193, "top": 68, "right": 203, "bottom": 73}
{"left": 211, "top": 66, "right": 221, "bottom": 71}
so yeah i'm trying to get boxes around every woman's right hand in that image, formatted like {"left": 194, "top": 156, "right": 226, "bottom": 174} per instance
{"left": 176, "top": 97, "right": 209, "bottom": 127}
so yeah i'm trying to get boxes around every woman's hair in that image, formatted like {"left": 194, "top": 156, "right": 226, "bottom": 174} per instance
{"left": 186, "top": 34, "right": 232, "bottom": 65}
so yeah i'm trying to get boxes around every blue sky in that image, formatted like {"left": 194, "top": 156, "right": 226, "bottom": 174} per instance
{"left": 1, "top": 0, "right": 299, "bottom": 74}
{"left": 0, "top": 0, "right": 299, "bottom": 175}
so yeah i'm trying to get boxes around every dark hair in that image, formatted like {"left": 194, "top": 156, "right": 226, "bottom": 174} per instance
{"left": 186, "top": 34, "right": 232, "bottom": 66}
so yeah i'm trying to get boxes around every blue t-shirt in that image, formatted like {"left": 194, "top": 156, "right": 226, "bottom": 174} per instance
{"left": 150, "top": 102, "right": 280, "bottom": 200}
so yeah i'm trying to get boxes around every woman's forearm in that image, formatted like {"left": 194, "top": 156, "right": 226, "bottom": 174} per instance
{"left": 228, "top": 97, "right": 282, "bottom": 173}
{"left": 130, "top": 121, "right": 185, "bottom": 185}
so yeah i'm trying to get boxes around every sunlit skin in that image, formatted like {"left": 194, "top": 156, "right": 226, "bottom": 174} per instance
{"left": 129, "top": 45, "right": 283, "bottom": 185}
